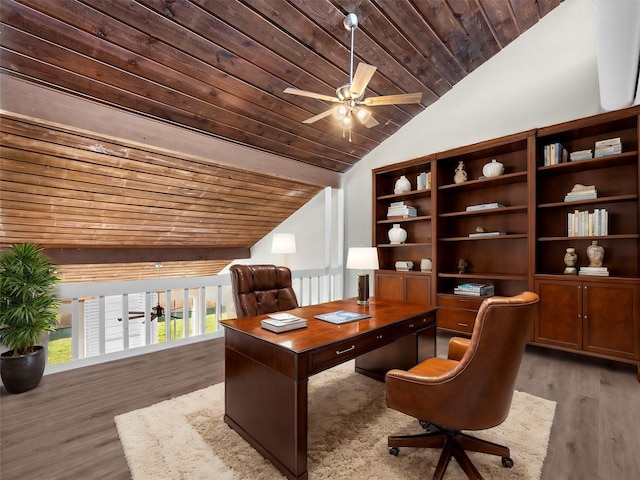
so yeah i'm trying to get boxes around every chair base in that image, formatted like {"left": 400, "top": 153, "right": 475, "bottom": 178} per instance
{"left": 388, "top": 426, "right": 512, "bottom": 480}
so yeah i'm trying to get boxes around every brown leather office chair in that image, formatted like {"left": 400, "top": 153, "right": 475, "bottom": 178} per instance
{"left": 229, "top": 264, "right": 299, "bottom": 318}
{"left": 385, "top": 291, "right": 539, "bottom": 480}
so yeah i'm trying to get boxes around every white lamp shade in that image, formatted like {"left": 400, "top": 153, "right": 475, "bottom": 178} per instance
{"left": 346, "top": 247, "right": 379, "bottom": 270}
{"left": 271, "top": 233, "right": 297, "bottom": 254}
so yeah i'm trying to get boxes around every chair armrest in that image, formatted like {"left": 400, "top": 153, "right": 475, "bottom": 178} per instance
{"left": 447, "top": 337, "right": 470, "bottom": 361}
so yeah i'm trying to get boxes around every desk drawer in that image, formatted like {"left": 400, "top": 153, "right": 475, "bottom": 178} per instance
{"left": 310, "top": 335, "right": 379, "bottom": 373}
{"left": 437, "top": 308, "right": 476, "bottom": 334}
{"left": 309, "top": 313, "right": 435, "bottom": 374}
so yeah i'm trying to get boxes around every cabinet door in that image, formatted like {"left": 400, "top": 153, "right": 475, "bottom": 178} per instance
{"left": 405, "top": 274, "right": 430, "bottom": 306}
{"left": 374, "top": 271, "right": 404, "bottom": 302}
{"left": 374, "top": 271, "right": 431, "bottom": 306}
{"left": 583, "top": 283, "right": 640, "bottom": 360}
{"left": 535, "top": 280, "right": 582, "bottom": 349}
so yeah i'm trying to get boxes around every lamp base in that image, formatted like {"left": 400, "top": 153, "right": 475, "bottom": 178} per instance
{"left": 356, "top": 274, "right": 370, "bottom": 305}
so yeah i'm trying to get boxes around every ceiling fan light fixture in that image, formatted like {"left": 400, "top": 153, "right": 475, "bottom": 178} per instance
{"left": 356, "top": 107, "right": 371, "bottom": 123}
{"left": 334, "top": 105, "right": 348, "bottom": 118}
{"left": 283, "top": 12, "right": 422, "bottom": 137}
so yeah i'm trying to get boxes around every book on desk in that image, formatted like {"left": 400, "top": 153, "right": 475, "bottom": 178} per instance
{"left": 314, "top": 310, "right": 372, "bottom": 324}
{"left": 261, "top": 313, "right": 307, "bottom": 333}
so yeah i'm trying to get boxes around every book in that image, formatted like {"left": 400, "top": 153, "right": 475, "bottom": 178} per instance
{"left": 314, "top": 310, "right": 372, "bottom": 324}
{"left": 569, "top": 149, "right": 593, "bottom": 161}
{"left": 455, "top": 283, "right": 494, "bottom": 293}
{"left": 468, "top": 231, "right": 506, "bottom": 237}
{"left": 594, "top": 137, "right": 622, "bottom": 157}
{"left": 564, "top": 192, "right": 597, "bottom": 202}
{"left": 595, "top": 137, "right": 621, "bottom": 148}
{"left": 579, "top": 266, "right": 608, "bottom": 272}
{"left": 416, "top": 172, "right": 431, "bottom": 190}
{"left": 261, "top": 314, "right": 307, "bottom": 333}
{"left": 465, "top": 202, "right": 504, "bottom": 211}
{"left": 578, "top": 268, "right": 609, "bottom": 277}
{"left": 454, "top": 286, "right": 494, "bottom": 296}
{"left": 544, "top": 142, "right": 567, "bottom": 165}
{"left": 387, "top": 205, "right": 417, "bottom": 218}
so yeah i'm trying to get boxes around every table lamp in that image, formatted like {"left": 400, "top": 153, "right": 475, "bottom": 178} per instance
{"left": 346, "top": 247, "right": 379, "bottom": 305}
{"left": 271, "top": 233, "right": 296, "bottom": 266}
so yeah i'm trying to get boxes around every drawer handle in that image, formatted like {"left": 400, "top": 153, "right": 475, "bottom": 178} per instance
{"left": 409, "top": 323, "right": 414, "bottom": 328}
{"left": 457, "top": 322, "right": 469, "bottom": 327}
{"left": 377, "top": 335, "right": 383, "bottom": 340}
{"left": 336, "top": 345, "right": 355, "bottom": 355}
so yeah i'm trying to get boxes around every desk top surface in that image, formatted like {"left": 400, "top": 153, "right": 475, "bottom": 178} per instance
{"left": 221, "top": 298, "right": 435, "bottom": 353}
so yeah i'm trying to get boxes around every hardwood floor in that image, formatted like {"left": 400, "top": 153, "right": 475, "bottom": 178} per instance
{"left": 1, "top": 333, "right": 638, "bottom": 480}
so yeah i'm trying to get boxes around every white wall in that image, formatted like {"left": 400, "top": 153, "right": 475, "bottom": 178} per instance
{"left": 340, "top": 0, "right": 604, "bottom": 297}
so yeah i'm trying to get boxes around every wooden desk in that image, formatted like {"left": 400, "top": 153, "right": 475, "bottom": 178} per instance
{"left": 221, "top": 298, "right": 436, "bottom": 480}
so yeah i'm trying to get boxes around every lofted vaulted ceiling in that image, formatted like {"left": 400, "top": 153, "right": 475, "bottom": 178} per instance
{"left": 1, "top": 0, "right": 562, "bottom": 172}
{"left": 0, "top": 0, "right": 562, "bottom": 281}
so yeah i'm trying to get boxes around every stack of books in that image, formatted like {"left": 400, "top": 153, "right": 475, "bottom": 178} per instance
{"left": 416, "top": 171, "right": 432, "bottom": 190}
{"left": 567, "top": 208, "right": 608, "bottom": 237}
{"left": 543, "top": 142, "right": 568, "bottom": 165}
{"left": 594, "top": 137, "right": 622, "bottom": 157}
{"left": 579, "top": 266, "right": 609, "bottom": 277}
{"left": 465, "top": 202, "right": 504, "bottom": 212}
{"left": 564, "top": 185, "right": 597, "bottom": 202}
{"left": 387, "top": 201, "right": 417, "bottom": 218}
{"left": 261, "top": 313, "right": 307, "bottom": 333}
{"left": 454, "top": 283, "right": 495, "bottom": 297}
{"left": 569, "top": 149, "right": 593, "bottom": 161}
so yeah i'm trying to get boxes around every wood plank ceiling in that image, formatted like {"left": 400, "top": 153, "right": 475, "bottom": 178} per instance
{"left": 0, "top": 0, "right": 562, "bottom": 281}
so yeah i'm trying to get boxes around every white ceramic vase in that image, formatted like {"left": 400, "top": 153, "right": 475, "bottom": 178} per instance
{"left": 483, "top": 159, "right": 504, "bottom": 177}
{"left": 388, "top": 224, "right": 407, "bottom": 244}
{"left": 420, "top": 258, "right": 432, "bottom": 272}
{"left": 394, "top": 175, "right": 411, "bottom": 194}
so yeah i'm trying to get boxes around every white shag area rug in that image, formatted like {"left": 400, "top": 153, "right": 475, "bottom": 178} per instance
{"left": 115, "top": 361, "right": 555, "bottom": 480}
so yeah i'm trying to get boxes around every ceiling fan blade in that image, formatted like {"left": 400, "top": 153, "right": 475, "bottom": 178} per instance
{"left": 362, "top": 92, "right": 423, "bottom": 106}
{"left": 284, "top": 87, "right": 340, "bottom": 103}
{"left": 303, "top": 108, "right": 335, "bottom": 124}
{"left": 350, "top": 63, "right": 377, "bottom": 98}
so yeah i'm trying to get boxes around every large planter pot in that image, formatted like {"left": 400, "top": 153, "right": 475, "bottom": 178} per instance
{"left": 1, "top": 346, "right": 46, "bottom": 394}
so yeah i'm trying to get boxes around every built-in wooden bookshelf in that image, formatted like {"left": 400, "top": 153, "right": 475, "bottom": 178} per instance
{"left": 534, "top": 108, "right": 639, "bottom": 374}
{"left": 372, "top": 156, "right": 434, "bottom": 307}
{"left": 434, "top": 131, "right": 533, "bottom": 333}
{"left": 371, "top": 106, "right": 640, "bottom": 379}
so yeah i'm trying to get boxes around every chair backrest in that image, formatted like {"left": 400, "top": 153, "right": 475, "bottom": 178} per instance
{"left": 439, "top": 291, "right": 539, "bottom": 430}
{"left": 229, "top": 264, "right": 299, "bottom": 318}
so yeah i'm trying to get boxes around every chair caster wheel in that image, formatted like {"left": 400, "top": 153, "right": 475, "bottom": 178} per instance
{"left": 502, "top": 457, "right": 514, "bottom": 468}
{"left": 389, "top": 447, "right": 399, "bottom": 456}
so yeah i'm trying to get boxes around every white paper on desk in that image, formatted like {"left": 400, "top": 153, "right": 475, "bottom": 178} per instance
{"left": 268, "top": 313, "right": 299, "bottom": 321}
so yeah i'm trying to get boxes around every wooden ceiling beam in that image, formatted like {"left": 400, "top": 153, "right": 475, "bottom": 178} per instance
{"left": 44, "top": 247, "right": 249, "bottom": 265}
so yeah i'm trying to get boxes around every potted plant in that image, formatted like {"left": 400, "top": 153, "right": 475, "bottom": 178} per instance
{"left": 0, "top": 243, "right": 60, "bottom": 394}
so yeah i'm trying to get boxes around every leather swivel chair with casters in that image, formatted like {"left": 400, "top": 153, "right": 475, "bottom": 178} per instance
{"left": 385, "top": 291, "right": 539, "bottom": 480}
{"left": 229, "top": 264, "right": 299, "bottom": 318}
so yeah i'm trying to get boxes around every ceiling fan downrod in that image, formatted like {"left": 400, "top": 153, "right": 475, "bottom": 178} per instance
{"left": 344, "top": 13, "right": 358, "bottom": 86}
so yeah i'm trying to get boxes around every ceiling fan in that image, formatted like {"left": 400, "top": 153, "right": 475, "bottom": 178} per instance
{"left": 284, "top": 13, "right": 422, "bottom": 140}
